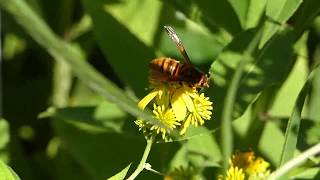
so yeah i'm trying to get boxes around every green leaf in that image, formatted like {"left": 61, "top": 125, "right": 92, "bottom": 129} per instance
{"left": 266, "top": 0, "right": 302, "bottom": 22}
{"left": 269, "top": 143, "right": 320, "bottom": 179}
{"left": 225, "top": 0, "right": 267, "bottom": 29}
{"left": 259, "top": 121, "right": 285, "bottom": 166}
{"left": 159, "top": 26, "right": 225, "bottom": 65}
{"left": 308, "top": 49, "right": 320, "bottom": 122}
{"left": 0, "top": 119, "right": 9, "bottom": 150}
{"left": 227, "top": 0, "right": 249, "bottom": 29}
{"left": 104, "top": 0, "right": 162, "bottom": 47}
{"left": 0, "top": 0, "right": 159, "bottom": 125}
{"left": 292, "top": 0, "right": 320, "bottom": 36}
{"left": 164, "top": 0, "right": 242, "bottom": 36}
{"left": 0, "top": 160, "right": 21, "bottom": 180}
{"left": 0, "top": 119, "right": 10, "bottom": 163}
{"left": 210, "top": 29, "right": 295, "bottom": 125}
{"left": 209, "top": 28, "right": 296, "bottom": 169}
{"left": 279, "top": 66, "right": 320, "bottom": 168}
{"left": 169, "top": 127, "right": 221, "bottom": 169}
{"left": 107, "top": 164, "right": 131, "bottom": 180}
{"left": 53, "top": 115, "right": 144, "bottom": 179}
{"left": 246, "top": 0, "right": 267, "bottom": 28}
{"left": 53, "top": 101, "right": 127, "bottom": 133}
{"left": 290, "top": 167, "right": 320, "bottom": 179}
{"left": 81, "top": 0, "right": 157, "bottom": 96}
{"left": 260, "top": 0, "right": 303, "bottom": 47}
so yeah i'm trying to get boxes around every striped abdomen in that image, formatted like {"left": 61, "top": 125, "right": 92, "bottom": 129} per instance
{"left": 149, "top": 57, "right": 181, "bottom": 78}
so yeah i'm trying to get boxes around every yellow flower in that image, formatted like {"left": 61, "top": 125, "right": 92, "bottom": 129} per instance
{"left": 164, "top": 166, "right": 199, "bottom": 180}
{"left": 171, "top": 86, "right": 194, "bottom": 121}
{"left": 151, "top": 104, "right": 180, "bottom": 139}
{"left": 180, "top": 91, "right": 213, "bottom": 135}
{"left": 136, "top": 83, "right": 213, "bottom": 139}
{"left": 218, "top": 166, "right": 245, "bottom": 180}
{"left": 230, "top": 151, "right": 255, "bottom": 170}
{"left": 219, "top": 151, "right": 271, "bottom": 180}
{"left": 231, "top": 151, "right": 270, "bottom": 176}
{"left": 138, "top": 87, "right": 166, "bottom": 110}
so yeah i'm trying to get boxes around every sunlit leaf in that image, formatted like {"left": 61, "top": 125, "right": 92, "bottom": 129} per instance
{"left": 290, "top": 167, "right": 320, "bottom": 179}
{"left": 246, "top": 0, "right": 267, "bottom": 28}
{"left": 107, "top": 164, "right": 131, "bottom": 180}
{"left": 164, "top": 0, "right": 242, "bottom": 36}
{"left": 0, "top": 160, "right": 21, "bottom": 180}
{"left": 210, "top": 28, "right": 295, "bottom": 169}
{"left": 279, "top": 66, "right": 320, "bottom": 167}
{"left": 0, "top": 119, "right": 10, "bottom": 163}
{"left": 82, "top": 0, "right": 157, "bottom": 95}
{"left": 260, "top": 0, "right": 303, "bottom": 47}
{"left": 210, "top": 29, "right": 295, "bottom": 125}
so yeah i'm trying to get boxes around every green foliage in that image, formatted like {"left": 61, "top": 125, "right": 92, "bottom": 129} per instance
{"left": 1, "top": 0, "right": 320, "bottom": 179}
{"left": 108, "top": 164, "right": 131, "bottom": 180}
{"left": 0, "top": 119, "right": 10, "bottom": 163}
{"left": 260, "top": 0, "right": 303, "bottom": 47}
{"left": 0, "top": 160, "right": 20, "bottom": 180}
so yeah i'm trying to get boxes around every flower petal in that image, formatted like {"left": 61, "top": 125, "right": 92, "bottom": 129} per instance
{"left": 180, "top": 114, "right": 192, "bottom": 135}
{"left": 171, "top": 89, "right": 187, "bottom": 121}
{"left": 138, "top": 89, "right": 159, "bottom": 109}
{"left": 182, "top": 92, "right": 195, "bottom": 112}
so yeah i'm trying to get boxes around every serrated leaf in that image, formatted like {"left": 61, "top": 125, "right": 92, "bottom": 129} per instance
{"left": 107, "top": 164, "right": 131, "bottom": 180}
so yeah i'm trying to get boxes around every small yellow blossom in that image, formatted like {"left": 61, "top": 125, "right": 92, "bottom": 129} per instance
{"left": 219, "top": 151, "right": 271, "bottom": 180}
{"left": 136, "top": 83, "right": 213, "bottom": 140}
{"left": 218, "top": 166, "right": 245, "bottom": 180}
{"left": 164, "top": 166, "right": 199, "bottom": 180}
{"left": 180, "top": 92, "right": 213, "bottom": 135}
{"left": 151, "top": 104, "right": 180, "bottom": 139}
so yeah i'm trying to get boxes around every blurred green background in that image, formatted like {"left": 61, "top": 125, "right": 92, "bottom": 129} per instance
{"left": 1, "top": 0, "right": 320, "bottom": 179}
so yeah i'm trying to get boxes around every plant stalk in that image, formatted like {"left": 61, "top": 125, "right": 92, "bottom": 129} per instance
{"left": 268, "top": 143, "right": 320, "bottom": 180}
{"left": 127, "top": 137, "right": 154, "bottom": 180}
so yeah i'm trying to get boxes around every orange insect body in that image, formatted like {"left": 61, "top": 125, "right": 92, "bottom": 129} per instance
{"left": 148, "top": 26, "right": 209, "bottom": 88}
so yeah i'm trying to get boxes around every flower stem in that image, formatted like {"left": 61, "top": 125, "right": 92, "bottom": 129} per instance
{"left": 127, "top": 137, "right": 154, "bottom": 180}
{"left": 268, "top": 143, "right": 320, "bottom": 180}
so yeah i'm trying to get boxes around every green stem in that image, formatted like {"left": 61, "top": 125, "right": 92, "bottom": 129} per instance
{"left": 127, "top": 137, "right": 154, "bottom": 180}
{"left": 221, "top": 29, "right": 262, "bottom": 171}
{"left": 52, "top": 57, "right": 72, "bottom": 107}
{"left": 268, "top": 143, "right": 320, "bottom": 180}
{"left": 221, "top": 59, "right": 245, "bottom": 170}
